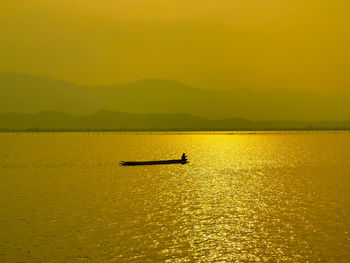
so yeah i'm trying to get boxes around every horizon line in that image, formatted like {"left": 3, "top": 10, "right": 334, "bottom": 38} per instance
{"left": 1, "top": 110, "right": 350, "bottom": 123}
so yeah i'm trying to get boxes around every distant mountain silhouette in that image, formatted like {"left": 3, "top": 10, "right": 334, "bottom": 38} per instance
{"left": 1, "top": 72, "right": 350, "bottom": 121}
{"left": 0, "top": 110, "right": 349, "bottom": 130}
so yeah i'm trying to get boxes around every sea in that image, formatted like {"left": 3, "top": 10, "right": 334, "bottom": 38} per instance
{"left": 0, "top": 132, "right": 349, "bottom": 262}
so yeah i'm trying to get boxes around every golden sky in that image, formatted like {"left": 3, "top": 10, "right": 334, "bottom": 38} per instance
{"left": 0, "top": 0, "right": 349, "bottom": 92}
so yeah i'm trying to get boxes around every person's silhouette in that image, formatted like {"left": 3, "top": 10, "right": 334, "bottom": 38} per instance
{"left": 181, "top": 153, "right": 187, "bottom": 160}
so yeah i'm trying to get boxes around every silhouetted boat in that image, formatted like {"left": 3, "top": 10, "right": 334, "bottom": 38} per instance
{"left": 120, "top": 157, "right": 188, "bottom": 166}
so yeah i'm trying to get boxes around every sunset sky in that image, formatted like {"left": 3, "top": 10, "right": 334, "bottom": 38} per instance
{"left": 0, "top": 0, "right": 349, "bottom": 92}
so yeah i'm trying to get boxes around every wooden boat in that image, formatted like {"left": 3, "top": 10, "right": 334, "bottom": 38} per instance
{"left": 120, "top": 158, "right": 188, "bottom": 166}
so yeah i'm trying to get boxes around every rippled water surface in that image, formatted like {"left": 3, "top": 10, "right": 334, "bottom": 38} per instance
{"left": 0, "top": 132, "right": 349, "bottom": 262}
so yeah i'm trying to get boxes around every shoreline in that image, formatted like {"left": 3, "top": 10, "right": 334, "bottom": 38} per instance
{"left": 0, "top": 129, "right": 349, "bottom": 134}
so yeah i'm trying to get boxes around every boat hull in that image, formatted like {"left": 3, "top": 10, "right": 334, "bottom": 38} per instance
{"left": 120, "top": 159, "right": 188, "bottom": 166}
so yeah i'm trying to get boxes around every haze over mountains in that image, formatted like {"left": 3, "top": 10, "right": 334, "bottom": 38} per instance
{"left": 1, "top": 72, "right": 350, "bottom": 122}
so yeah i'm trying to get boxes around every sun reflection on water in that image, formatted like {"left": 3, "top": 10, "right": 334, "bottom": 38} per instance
{"left": 0, "top": 133, "right": 349, "bottom": 262}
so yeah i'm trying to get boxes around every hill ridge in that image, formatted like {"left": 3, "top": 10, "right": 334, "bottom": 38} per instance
{"left": 1, "top": 110, "right": 349, "bottom": 130}
{"left": 1, "top": 72, "right": 350, "bottom": 121}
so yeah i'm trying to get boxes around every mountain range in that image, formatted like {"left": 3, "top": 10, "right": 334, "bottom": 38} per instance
{"left": 1, "top": 72, "right": 350, "bottom": 121}
{"left": 1, "top": 111, "right": 349, "bottom": 130}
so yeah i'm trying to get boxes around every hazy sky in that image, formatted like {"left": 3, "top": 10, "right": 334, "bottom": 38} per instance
{"left": 0, "top": 0, "right": 349, "bottom": 92}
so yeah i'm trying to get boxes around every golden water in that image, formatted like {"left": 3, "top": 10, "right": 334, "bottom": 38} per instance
{"left": 0, "top": 133, "right": 349, "bottom": 262}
